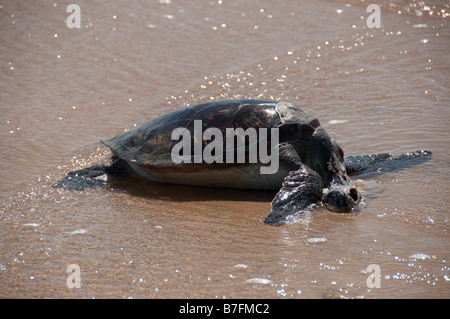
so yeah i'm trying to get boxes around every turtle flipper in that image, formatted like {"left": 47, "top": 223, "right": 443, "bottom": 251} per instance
{"left": 57, "top": 165, "right": 109, "bottom": 190}
{"left": 57, "top": 157, "right": 131, "bottom": 190}
{"left": 264, "top": 165, "right": 323, "bottom": 224}
{"left": 345, "top": 150, "right": 432, "bottom": 176}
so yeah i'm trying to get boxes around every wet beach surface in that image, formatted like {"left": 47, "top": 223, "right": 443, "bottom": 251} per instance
{"left": 1, "top": 0, "right": 449, "bottom": 298}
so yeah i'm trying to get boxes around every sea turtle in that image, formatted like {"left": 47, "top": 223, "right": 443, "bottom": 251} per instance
{"left": 61, "top": 99, "right": 431, "bottom": 224}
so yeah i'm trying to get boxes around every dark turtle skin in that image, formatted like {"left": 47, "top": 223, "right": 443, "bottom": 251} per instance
{"left": 60, "top": 99, "right": 432, "bottom": 224}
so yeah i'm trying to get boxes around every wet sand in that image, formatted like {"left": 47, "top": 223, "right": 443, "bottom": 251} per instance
{"left": 1, "top": 0, "right": 449, "bottom": 298}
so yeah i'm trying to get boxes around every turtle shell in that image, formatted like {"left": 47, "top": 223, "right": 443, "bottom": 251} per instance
{"left": 101, "top": 99, "right": 312, "bottom": 167}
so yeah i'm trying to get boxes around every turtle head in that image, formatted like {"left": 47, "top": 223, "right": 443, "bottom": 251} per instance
{"left": 296, "top": 125, "right": 362, "bottom": 212}
{"left": 320, "top": 133, "right": 362, "bottom": 212}
{"left": 323, "top": 185, "right": 361, "bottom": 212}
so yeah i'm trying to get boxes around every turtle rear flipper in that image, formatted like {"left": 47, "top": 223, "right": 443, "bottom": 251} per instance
{"left": 57, "top": 165, "right": 109, "bottom": 190}
{"left": 345, "top": 150, "right": 432, "bottom": 176}
{"left": 264, "top": 165, "right": 323, "bottom": 224}
{"left": 57, "top": 157, "right": 132, "bottom": 190}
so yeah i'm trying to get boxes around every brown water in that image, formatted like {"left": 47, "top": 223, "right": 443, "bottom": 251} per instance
{"left": 1, "top": 0, "right": 449, "bottom": 299}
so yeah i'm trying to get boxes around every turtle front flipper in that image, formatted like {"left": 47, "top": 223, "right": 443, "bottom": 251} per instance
{"left": 264, "top": 165, "right": 323, "bottom": 224}
{"left": 345, "top": 150, "right": 431, "bottom": 176}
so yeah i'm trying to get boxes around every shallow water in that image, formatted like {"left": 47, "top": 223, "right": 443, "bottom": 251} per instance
{"left": 1, "top": 0, "right": 449, "bottom": 298}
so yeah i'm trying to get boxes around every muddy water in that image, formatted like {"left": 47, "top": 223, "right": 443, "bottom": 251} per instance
{"left": 1, "top": 0, "right": 449, "bottom": 298}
